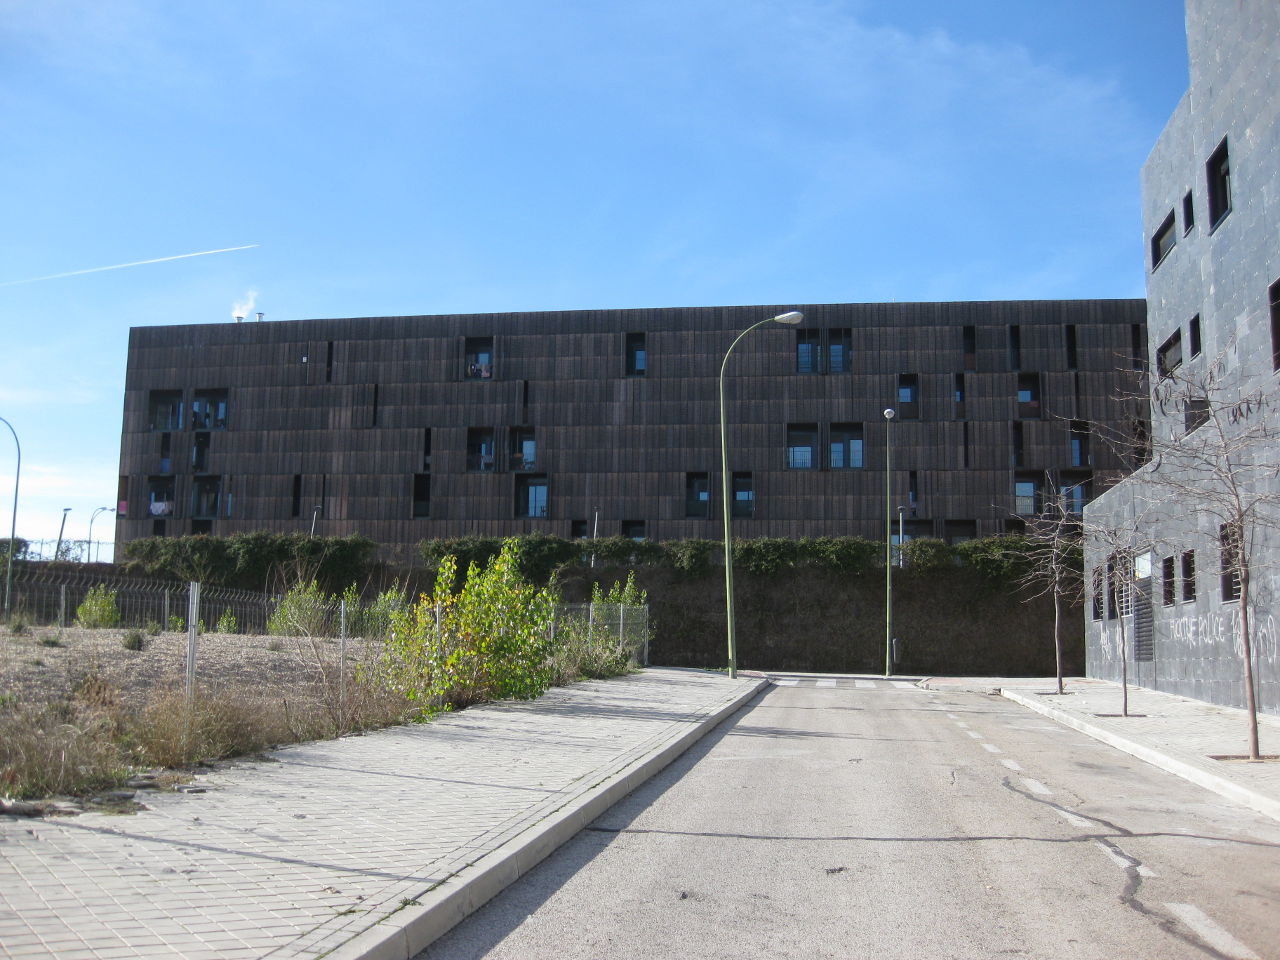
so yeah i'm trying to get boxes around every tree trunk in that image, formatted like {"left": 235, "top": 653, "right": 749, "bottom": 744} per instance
{"left": 1240, "top": 562, "right": 1260, "bottom": 760}
{"left": 1119, "top": 606, "right": 1129, "bottom": 717}
{"left": 1053, "top": 588, "right": 1064, "bottom": 695}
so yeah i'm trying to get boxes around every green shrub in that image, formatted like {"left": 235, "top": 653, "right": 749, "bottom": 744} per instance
{"left": 8, "top": 614, "right": 30, "bottom": 636}
{"left": 666, "top": 539, "right": 717, "bottom": 577}
{"left": 37, "top": 634, "right": 63, "bottom": 648}
{"left": 733, "top": 538, "right": 799, "bottom": 575}
{"left": 144, "top": 619, "right": 162, "bottom": 636}
{"left": 76, "top": 585, "right": 121, "bottom": 629}
{"left": 384, "top": 541, "right": 557, "bottom": 716}
{"left": 268, "top": 580, "right": 333, "bottom": 637}
{"left": 167, "top": 615, "right": 185, "bottom": 632}
{"left": 216, "top": 608, "right": 238, "bottom": 634}
{"left": 901, "top": 537, "right": 954, "bottom": 570}
{"left": 121, "top": 630, "right": 145, "bottom": 651}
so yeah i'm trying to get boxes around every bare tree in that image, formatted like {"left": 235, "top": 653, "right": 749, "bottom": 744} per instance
{"left": 1135, "top": 355, "right": 1280, "bottom": 758}
{"left": 1013, "top": 485, "right": 1085, "bottom": 696}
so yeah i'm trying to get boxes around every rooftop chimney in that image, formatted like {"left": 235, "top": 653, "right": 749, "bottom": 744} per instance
{"left": 234, "top": 315, "right": 244, "bottom": 323}
{"left": 256, "top": 312, "right": 264, "bottom": 322}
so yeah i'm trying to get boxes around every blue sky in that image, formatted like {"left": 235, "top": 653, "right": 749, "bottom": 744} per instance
{"left": 0, "top": 0, "right": 1188, "bottom": 555}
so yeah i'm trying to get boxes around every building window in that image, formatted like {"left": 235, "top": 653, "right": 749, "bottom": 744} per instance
{"left": 515, "top": 474, "right": 548, "bottom": 518}
{"left": 117, "top": 476, "right": 129, "bottom": 518}
{"left": 1070, "top": 420, "right": 1090, "bottom": 467}
{"left": 191, "top": 476, "right": 221, "bottom": 519}
{"left": 190, "top": 389, "right": 228, "bottom": 430}
{"left": 944, "top": 520, "right": 976, "bottom": 544}
{"left": 897, "top": 374, "right": 919, "bottom": 419}
{"left": 1181, "top": 550, "right": 1196, "bottom": 601}
{"left": 621, "top": 520, "right": 646, "bottom": 540}
{"left": 1106, "top": 556, "right": 1118, "bottom": 620}
{"left": 191, "top": 433, "right": 210, "bottom": 473}
{"left": 1157, "top": 330, "right": 1183, "bottom": 378}
{"left": 148, "top": 390, "right": 183, "bottom": 431}
{"left": 159, "top": 432, "right": 172, "bottom": 474}
{"left": 731, "top": 472, "right": 754, "bottom": 518}
{"left": 1189, "top": 315, "right": 1202, "bottom": 359}
{"left": 1206, "top": 137, "right": 1231, "bottom": 229}
{"left": 685, "top": 472, "right": 710, "bottom": 518}
{"left": 1065, "top": 324, "right": 1078, "bottom": 371}
{"left": 1016, "top": 373, "right": 1041, "bottom": 418}
{"left": 1131, "top": 324, "right": 1146, "bottom": 371}
{"left": 908, "top": 470, "right": 919, "bottom": 510}
{"left": 1182, "top": 191, "right": 1195, "bottom": 233}
{"left": 1013, "top": 473, "right": 1041, "bottom": 516}
{"left": 1270, "top": 279, "right": 1280, "bottom": 372}
{"left": 1151, "top": 210, "right": 1177, "bottom": 268}
{"left": 464, "top": 337, "right": 494, "bottom": 380}
{"left": 1008, "top": 324, "right": 1021, "bottom": 371}
{"left": 1091, "top": 567, "right": 1104, "bottom": 621}
{"left": 786, "top": 423, "right": 819, "bottom": 469}
{"left": 1220, "top": 522, "right": 1242, "bottom": 601}
{"left": 796, "top": 329, "right": 822, "bottom": 374}
{"left": 570, "top": 520, "right": 589, "bottom": 539}
{"left": 412, "top": 474, "right": 431, "bottom": 518}
{"left": 962, "top": 325, "right": 976, "bottom": 371}
{"left": 953, "top": 374, "right": 966, "bottom": 419}
{"left": 291, "top": 474, "right": 302, "bottom": 518}
{"left": 1059, "top": 477, "right": 1088, "bottom": 515}
{"left": 147, "top": 477, "right": 175, "bottom": 518}
{"left": 625, "top": 333, "right": 646, "bottom": 376}
{"left": 1161, "top": 555, "right": 1176, "bottom": 606}
{"left": 466, "top": 428, "right": 496, "bottom": 472}
{"left": 510, "top": 427, "right": 536, "bottom": 471}
{"left": 828, "top": 328, "right": 852, "bottom": 373}
{"left": 1184, "top": 395, "right": 1210, "bottom": 434}
{"left": 1116, "top": 552, "right": 1134, "bottom": 617}
{"left": 830, "top": 423, "right": 863, "bottom": 469}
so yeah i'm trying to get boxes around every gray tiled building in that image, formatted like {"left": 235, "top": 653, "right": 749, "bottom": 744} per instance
{"left": 1084, "top": 0, "right": 1280, "bottom": 713}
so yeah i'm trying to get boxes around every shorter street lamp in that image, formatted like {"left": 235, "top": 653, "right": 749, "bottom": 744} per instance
{"left": 54, "top": 507, "right": 71, "bottom": 563}
{"left": 309, "top": 505, "right": 323, "bottom": 538}
{"left": 721, "top": 310, "right": 804, "bottom": 679}
{"left": 0, "top": 415, "right": 19, "bottom": 615}
{"left": 88, "top": 507, "right": 115, "bottom": 563}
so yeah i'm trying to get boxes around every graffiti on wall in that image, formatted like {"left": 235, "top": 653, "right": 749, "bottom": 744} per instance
{"left": 1098, "top": 610, "right": 1276, "bottom": 661}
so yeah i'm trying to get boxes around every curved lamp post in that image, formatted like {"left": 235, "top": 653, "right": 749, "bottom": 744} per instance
{"left": 883, "top": 408, "right": 895, "bottom": 677}
{"left": 0, "top": 416, "right": 18, "bottom": 615}
{"left": 54, "top": 507, "right": 71, "bottom": 563}
{"left": 720, "top": 310, "right": 804, "bottom": 679}
{"left": 88, "top": 507, "right": 115, "bottom": 563}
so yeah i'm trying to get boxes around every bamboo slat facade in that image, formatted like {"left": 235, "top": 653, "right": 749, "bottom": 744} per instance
{"left": 115, "top": 299, "right": 1147, "bottom": 558}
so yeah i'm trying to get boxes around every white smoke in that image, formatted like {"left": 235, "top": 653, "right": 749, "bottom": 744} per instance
{"left": 231, "top": 289, "right": 258, "bottom": 320}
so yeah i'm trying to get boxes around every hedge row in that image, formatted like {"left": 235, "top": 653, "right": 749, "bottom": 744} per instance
{"left": 420, "top": 533, "right": 1050, "bottom": 584}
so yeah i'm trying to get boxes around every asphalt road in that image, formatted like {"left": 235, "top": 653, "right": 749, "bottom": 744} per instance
{"left": 421, "top": 677, "right": 1280, "bottom": 960}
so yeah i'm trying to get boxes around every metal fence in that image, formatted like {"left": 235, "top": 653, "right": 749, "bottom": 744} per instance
{"left": 557, "top": 602, "right": 650, "bottom": 666}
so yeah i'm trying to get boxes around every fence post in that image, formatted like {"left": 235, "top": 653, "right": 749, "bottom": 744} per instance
{"left": 59, "top": 585, "right": 67, "bottom": 628}
{"left": 185, "top": 581, "right": 200, "bottom": 698}
{"left": 587, "top": 601, "right": 594, "bottom": 644}
{"left": 618, "top": 604, "right": 625, "bottom": 652}
{"left": 339, "top": 598, "right": 348, "bottom": 729}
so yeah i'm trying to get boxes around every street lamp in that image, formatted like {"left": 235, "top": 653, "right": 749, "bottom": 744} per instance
{"left": 0, "top": 416, "right": 19, "bottom": 616}
{"left": 54, "top": 507, "right": 71, "bottom": 563}
{"left": 309, "top": 505, "right": 323, "bottom": 538}
{"left": 883, "top": 408, "right": 895, "bottom": 677}
{"left": 720, "top": 309, "right": 804, "bottom": 679}
{"left": 88, "top": 507, "right": 115, "bottom": 563}
{"left": 897, "top": 505, "right": 906, "bottom": 568}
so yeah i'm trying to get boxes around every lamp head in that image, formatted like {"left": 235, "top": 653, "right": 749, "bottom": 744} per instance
{"left": 883, "top": 409, "right": 895, "bottom": 420}
{"left": 771, "top": 311, "right": 804, "bottom": 325}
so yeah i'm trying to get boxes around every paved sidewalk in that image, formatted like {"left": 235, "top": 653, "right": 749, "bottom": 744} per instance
{"left": 0, "top": 669, "right": 765, "bottom": 960}
{"left": 921, "top": 676, "right": 1280, "bottom": 823}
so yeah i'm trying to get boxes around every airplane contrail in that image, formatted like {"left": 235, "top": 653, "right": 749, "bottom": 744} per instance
{"left": 0, "top": 244, "right": 260, "bottom": 287}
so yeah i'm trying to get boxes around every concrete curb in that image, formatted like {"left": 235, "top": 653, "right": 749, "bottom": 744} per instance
{"left": 324, "top": 677, "right": 769, "bottom": 960}
{"left": 1001, "top": 689, "right": 1280, "bottom": 825}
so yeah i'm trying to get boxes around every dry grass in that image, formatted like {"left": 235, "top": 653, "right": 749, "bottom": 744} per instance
{"left": 0, "top": 624, "right": 413, "bottom": 800}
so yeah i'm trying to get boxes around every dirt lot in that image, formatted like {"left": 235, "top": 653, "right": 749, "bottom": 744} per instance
{"left": 0, "top": 625, "right": 382, "bottom": 708}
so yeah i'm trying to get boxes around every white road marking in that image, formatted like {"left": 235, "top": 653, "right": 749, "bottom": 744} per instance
{"left": 815, "top": 679, "right": 837, "bottom": 688}
{"left": 1165, "top": 904, "right": 1260, "bottom": 959}
{"left": 855, "top": 680, "right": 878, "bottom": 689}
{"left": 981, "top": 743, "right": 1001, "bottom": 753}
{"left": 1021, "top": 778, "right": 1052, "bottom": 795}
{"left": 1053, "top": 808, "right": 1093, "bottom": 828}
{"left": 772, "top": 679, "right": 799, "bottom": 686}
{"left": 891, "top": 681, "right": 916, "bottom": 689}
{"left": 966, "top": 731, "right": 984, "bottom": 740}
{"left": 955, "top": 721, "right": 969, "bottom": 728}
{"left": 1000, "top": 759, "right": 1023, "bottom": 772}
{"left": 1093, "top": 841, "right": 1156, "bottom": 877}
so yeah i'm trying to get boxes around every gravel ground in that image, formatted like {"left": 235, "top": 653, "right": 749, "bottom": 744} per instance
{"left": 0, "top": 625, "right": 382, "bottom": 708}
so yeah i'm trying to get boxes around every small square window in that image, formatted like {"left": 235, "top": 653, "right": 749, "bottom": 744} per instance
{"left": 625, "top": 333, "right": 647, "bottom": 376}
{"left": 1181, "top": 551, "right": 1196, "bottom": 602}
{"left": 1157, "top": 330, "right": 1183, "bottom": 378}
{"left": 731, "top": 472, "right": 754, "bottom": 518}
{"left": 685, "top": 472, "right": 710, "bottom": 518}
{"left": 621, "top": 520, "right": 646, "bottom": 540}
{"left": 786, "top": 424, "right": 818, "bottom": 469}
{"left": 1189, "top": 315, "right": 1202, "bottom": 359}
{"left": 515, "top": 474, "right": 548, "bottom": 518}
{"left": 412, "top": 474, "right": 431, "bottom": 518}
{"left": 1184, "top": 395, "right": 1210, "bottom": 434}
{"left": 464, "top": 337, "right": 494, "bottom": 380}
{"left": 1220, "top": 522, "right": 1242, "bottom": 601}
{"left": 897, "top": 374, "right": 919, "bottom": 418}
{"left": 1182, "top": 191, "right": 1195, "bottom": 233}
{"left": 830, "top": 423, "right": 863, "bottom": 469}
{"left": 1161, "top": 556, "right": 1176, "bottom": 606}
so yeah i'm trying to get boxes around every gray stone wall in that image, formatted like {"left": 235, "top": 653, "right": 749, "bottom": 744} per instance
{"left": 1084, "top": 0, "right": 1280, "bottom": 715}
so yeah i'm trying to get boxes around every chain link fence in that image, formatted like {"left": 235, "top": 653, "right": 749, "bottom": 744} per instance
{"left": 556, "top": 602, "right": 650, "bottom": 667}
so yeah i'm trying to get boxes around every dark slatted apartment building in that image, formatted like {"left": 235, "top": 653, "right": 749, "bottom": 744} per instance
{"left": 115, "top": 300, "right": 1146, "bottom": 557}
